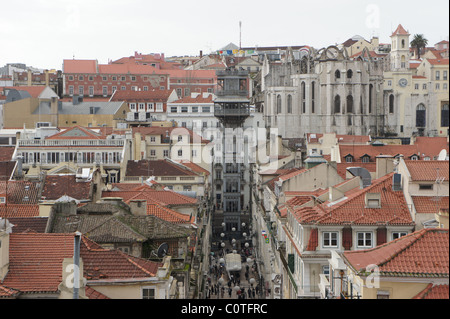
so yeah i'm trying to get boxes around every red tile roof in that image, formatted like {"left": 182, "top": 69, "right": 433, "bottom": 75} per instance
{"left": 0, "top": 285, "right": 21, "bottom": 298}
{"left": 0, "top": 147, "right": 15, "bottom": 162}
{"left": 126, "top": 159, "right": 199, "bottom": 177}
{"left": 110, "top": 89, "right": 174, "bottom": 102}
{"left": 7, "top": 217, "right": 48, "bottom": 233}
{"left": 427, "top": 58, "right": 449, "bottom": 65}
{"left": 46, "top": 126, "right": 104, "bottom": 140}
{"left": 0, "top": 180, "right": 42, "bottom": 204}
{"left": 404, "top": 160, "right": 449, "bottom": 181}
{"left": 412, "top": 196, "right": 449, "bottom": 214}
{"left": 172, "top": 94, "right": 214, "bottom": 103}
{"left": 342, "top": 228, "right": 449, "bottom": 277}
{"left": 131, "top": 126, "right": 209, "bottom": 144}
{"left": 85, "top": 286, "right": 110, "bottom": 299}
{"left": 0, "top": 204, "right": 40, "bottom": 218}
{"left": 290, "top": 173, "right": 413, "bottom": 226}
{"left": 176, "top": 160, "right": 210, "bottom": 176}
{"left": 339, "top": 144, "right": 420, "bottom": 162}
{"left": 413, "top": 136, "right": 449, "bottom": 159}
{"left": 336, "top": 162, "right": 377, "bottom": 179}
{"left": 102, "top": 188, "right": 197, "bottom": 206}
{"left": 264, "top": 168, "right": 307, "bottom": 191}
{"left": 41, "top": 175, "right": 91, "bottom": 201}
{"left": 63, "top": 59, "right": 98, "bottom": 74}
{"left": 2, "top": 86, "right": 47, "bottom": 98}
{"left": 146, "top": 204, "right": 193, "bottom": 224}
{"left": 2, "top": 233, "right": 163, "bottom": 294}
{"left": 98, "top": 63, "right": 166, "bottom": 75}
{"left": 412, "top": 284, "right": 449, "bottom": 299}
{"left": 286, "top": 195, "right": 315, "bottom": 207}
{"left": 391, "top": 24, "right": 410, "bottom": 36}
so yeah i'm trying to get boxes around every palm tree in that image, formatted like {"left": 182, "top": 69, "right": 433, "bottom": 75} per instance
{"left": 411, "top": 34, "right": 428, "bottom": 59}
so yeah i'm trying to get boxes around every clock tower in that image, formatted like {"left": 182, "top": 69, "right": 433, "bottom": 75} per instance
{"left": 390, "top": 24, "right": 410, "bottom": 71}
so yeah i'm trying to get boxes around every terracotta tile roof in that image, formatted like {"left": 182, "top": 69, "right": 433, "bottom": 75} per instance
{"left": 85, "top": 286, "right": 110, "bottom": 299}
{"left": 0, "top": 285, "right": 21, "bottom": 298}
{"left": 412, "top": 284, "right": 449, "bottom": 299}
{"left": 125, "top": 159, "right": 199, "bottom": 177}
{"left": 41, "top": 175, "right": 91, "bottom": 201}
{"left": 7, "top": 217, "right": 48, "bottom": 233}
{"left": 286, "top": 195, "right": 315, "bottom": 207}
{"left": 2, "top": 233, "right": 163, "bottom": 294}
{"left": 110, "top": 89, "right": 173, "bottom": 102}
{"left": 0, "top": 204, "right": 40, "bottom": 218}
{"left": 413, "top": 136, "right": 449, "bottom": 159}
{"left": 427, "top": 58, "right": 449, "bottom": 65}
{"left": 2, "top": 86, "right": 47, "bottom": 98}
{"left": 146, "top": 204, "right": 194, "bottom": 224}
{"left": 339, "top": 144, "right": 420, "bottom": 162}
{"left": 264, "top": 168, "right": 306, "bottom": 191}
{"left": 412, "top": 196, "right": 449, "bottom": 214}
{"left": 0, "top": 147, "right": 15, "bottom": 162}
{"left": 391, "top": 24, "right": 410, "bottom": 36}
{"left": 172, "top": 94, "right": 214, "bottom": 103}
{"left": 98, "top": 63, "right": 166, "bottom": 75}
{"left": 63, "top": 59, "right": 98, "bottom": 74}
{"left": 290, "top": 173, "right": 413, "bottom": 226}
{"left": 0, "top": 180, "right": 42, "bottom": 204}
{"left": 0, "top": 161, "right": 15, "bottom": 180}
{"left": 342, "top": 228, "right": 449, "bottom": 277}
{"left": 404, "top": 160, "right": 449, "bottom": 181}
{"left": 102, "top": 189, "right": 197, "bottom": 206}
{"left": 175, "top": 160, "right": 210, "bottom": 176}
{"left": 46, "top": 126, "right": 104, "bottom": 140}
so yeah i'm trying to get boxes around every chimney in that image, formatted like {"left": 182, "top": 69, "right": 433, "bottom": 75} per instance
{"left": 51, "top": 96, "right": 59, "bottom": 127}
{"left": 0, "top": 230, "right": 10, "bottom": 281}
{"left": 129, "top": 199, "right": 147, "bottom": 216}
{"left": 376, "top": 155, "right": 394, "bottom": 179}
{"left": 45, "top": 69, "right": 49, "bottom": 86}
{"left": 27, "top": 69, "right": 32, "bottom": 86}
{"left": 200, "top": 50, "right": 203, "bottom": 58}
{"left": 16, "top": 155, "right": 23, "bottom": 177}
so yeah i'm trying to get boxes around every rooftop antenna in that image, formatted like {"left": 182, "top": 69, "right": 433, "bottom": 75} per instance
{"left": 151, "top": 242, "right": 169, "bottom": 259}
{"left": 239, "top": 21, "right": 242, "bottom": 50}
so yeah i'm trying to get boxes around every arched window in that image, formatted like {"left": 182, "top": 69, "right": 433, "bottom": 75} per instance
{"left": 441, "top": 103, "right": 449, "bottom": 127}
{"left": 360, "top": 96, "right": 364, "bottom": 114}
{"left": 276, "top": 95, "right": 282, "bottom": 114}
{"left": 346, "top": 95, "right": 353, "bottom": 113}
{"left": 301, "top": 82, "right": 306, "bottom": 113}
{"left": 389, "top": 94, "right": 395, "bottom": 114}
{"left": 369, "top": 84, "right": 373, "bottom": 114}
{"left": 335, "top": 70, "right": 341, "bottom": 79}
{"left": 287, "top": 95, "right": 292, "bottom": 114}
{"left": 401, "top": 55, "right": 406, "bottom": 68}
{"left": 347, "top": 69, "right": 353, "bottom": 79}
{"left": 334, "top": 95, "right": 341, "bottom": 114}
{"left": 416, "top": 104, "right": 426, "bottom": 127}
{"left": 311, "top": 82, "right": 315, "bottom": 114}
{"left": 401, "top": 39, "right": 405, "bottom": 48}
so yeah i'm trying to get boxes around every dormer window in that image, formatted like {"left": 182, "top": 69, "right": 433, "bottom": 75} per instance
{"left": 361, "top": 155, "right": 370, "bottom": 163}
{"left": 410, "top": 155, "right": 419, "bottom": 161}
{"left": 345, "top": 155, "right": 354, "bottom": 163}
{"left": 365, "top": 193, "right": 381, "bottom": 208}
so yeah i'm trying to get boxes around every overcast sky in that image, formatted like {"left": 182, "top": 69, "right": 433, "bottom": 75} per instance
{"left": 0, "top": 0, "right": 448, "bottom": 70}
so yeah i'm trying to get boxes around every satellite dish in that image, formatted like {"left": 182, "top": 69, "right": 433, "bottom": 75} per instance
{"left": 438, "top": 149, "right": 448, "bottom": 161}
{"left": 157, "top": 243, "right": 169, "bottom": 258}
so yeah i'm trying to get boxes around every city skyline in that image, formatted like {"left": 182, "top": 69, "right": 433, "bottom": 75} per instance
{"left": 0, "top": 0, "right": 448, "bottom": 70}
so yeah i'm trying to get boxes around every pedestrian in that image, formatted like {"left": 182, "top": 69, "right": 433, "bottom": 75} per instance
{"left": 248, "top": 287, "right": 252, "bottom": 299}
{"left": 221, "top": 287, "right": 225, "bottom": 298}
{"left": 228, "top": 288, "right": 232, "bottom": 298}
{"left": 252, "top": 288, "right": 256, "bottom": 299}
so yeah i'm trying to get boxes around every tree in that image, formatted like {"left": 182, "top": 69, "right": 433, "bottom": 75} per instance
{"left": 411, "top": 34, "right": 428, "bottom": 59}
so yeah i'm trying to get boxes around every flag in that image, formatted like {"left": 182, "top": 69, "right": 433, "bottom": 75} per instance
{"left": 233, "top": 49, "right": 238, "bottom": 54}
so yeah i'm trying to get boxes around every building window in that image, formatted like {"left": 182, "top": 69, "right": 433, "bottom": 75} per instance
{"left": 441, "top": 104, "right": 449, "bottom": 127}
{"left": 423, "top": 84, "right": 427, "bottom": 90}
{"left": 322, "top": 232, "right": 338, "bottom": 248}
{"left": 178, "top": 150, "right": 183, "bottom": 157}
{"left": 392, "top": 232, "right": 407, "bottom": 240}
{"left": 419, "top": 184, "right": 433, "bottom": 190}
{"left": 171, "top": 107, "right": 177, "bottom": 113}
{"left": 192, "top": 106, "right": 198, "bottom": 113}
{"left": 377, "top": 290, "right": 390, "bottom": 299}
{"left": 184, "top": 186, "right": 192, "bottom": 191}
{"left": 444, "top": 71, "right": 448, "bottom": 81}
{"left": 129, "top": 103, "right": 136, "bottom": 111}
{"left": 150, "top": 150, "right": 156, "bottom": 156}
{"left": 357, "top": 232, "right": 373, "bottom": 248}
{"left": 147, "top": 103, "right": 154, "bottom": 111}
{"left": 79, "top": 75, "right": 84, "bottom": 81}
{"left": 415, "top": 84, "right": 419, "bottom": 90}
{"left": 388, "top": 80, "right": 392, "bottom": 86}
{"left": 311, "top": 82, "right": 316, "bottom": 113}
{"left": 301, "top": 82, "right": 306, "bottom": 113}
{"left": 181, "top": 106, "right": 188, "bottom": 113}
{"left": 102, "top": 86, "right": 108, "bottom": 96}
{"left": 335, "top": 70, "right": 341, "bottom": 79}
{"left": 150, "top": 136, "right": 156, "bottom": 143}
{"left": 68, "top": 75, "right": 74, "bottom": 81}
{"left": 121, "top": 86, "right": 126, "bottom": 90}
{"left": 347, "top": 95, "right": 353, "bottom": 114}
{"left": 436, "top": 71, "right": 440, "bottom": 81}
{"left": 112, "top": 86, "right": 117, "bottom": 93}
{"left": 345, "top": 155, "right": 353, "bottom": 163}
{"left": 347, "top": 69, "right": 353, "bottom": 79}
{"left": 139, "top": 103, "right": 145, "bottom": 111}
{"left": 369, "top": 84, "right": 373, "bottom": 114}
{"left": 361, "top": 156, "right": 370, "bottom": 163}
{"left": 163, "top": 150, "right": 169, "bottom": 157}
{"left": 287, "top": 95, "right": 292, "bottom": 114}
{"left": 69, "top": 85, "right": 74, "bottom": 95}
{"left": 89, "top": 86, "right": 94, "bottom": 96}
{"left": 178, "top": 135, "right": 183, "bottom": 142}
{"left": 156, "top": 103, "right": 163, "bottom": 111}
{"left": 389, "top": 94, "right": 394, "bottom": 114}
{"left": 334, "top": 95, "right": 341, "bottom": 114}
{"left": 184, "top": 88, "right": 190, "bottom": 96}
{"left": 142, "top": 288, "right": 155, "bottom": 299}
{"left": 143, "top": 86, "right": 148, "bottom": 91}
{"left": 276, "top": 95, "right": 282, "bottom": 114}
{"left": 436, "top": 83, "right": 440, "bottom": 90}
{"left": 416, "top": 104, "right": 426, "bottom": 127}
{"left": 202, "top": 106, "right": 210, "bottom": 113}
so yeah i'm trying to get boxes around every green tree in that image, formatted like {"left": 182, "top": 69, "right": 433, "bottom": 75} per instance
{"left": 411, "top": 34, "right": 429, "bottom": 59}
